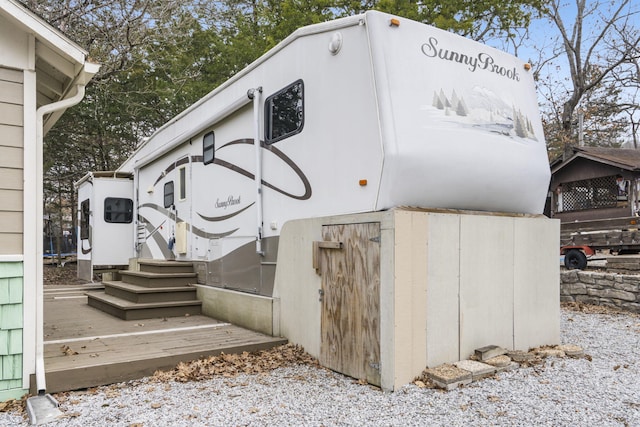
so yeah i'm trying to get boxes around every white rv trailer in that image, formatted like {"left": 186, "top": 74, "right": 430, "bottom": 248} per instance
{"left": 79, "top": 11, "right": 550, "bottom": 295}
{"left": 76, "top": 172, "right": 134, "bottom": 281}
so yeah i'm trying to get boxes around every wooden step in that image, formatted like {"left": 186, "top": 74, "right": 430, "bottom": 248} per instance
{"left": 41, "top": 292, "right": 287, "bottom": 393}
{"left": 103, "top": 281, "right": 198, "bottom": 304}
{"left": 119, "top": 270, "right": 198, "bottom": 288}
{"left": 40, "top": 322, "right": 287, "bottom": 393}
{"left": 138, "top": 260, "right": 195, "bottom": 274}
{"left": 87, "top": 292, "right": 202, "bottom": 320}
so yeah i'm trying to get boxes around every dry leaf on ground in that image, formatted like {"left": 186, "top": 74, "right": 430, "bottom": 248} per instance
{"left": 152, "top": 344, "right": 318, "bottom": 383}
{"left": 61, "top": 345, "right": 78, "bottom": 356}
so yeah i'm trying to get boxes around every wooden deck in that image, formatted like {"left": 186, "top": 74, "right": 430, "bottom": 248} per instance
{"left": 37, "top": 284, "right": 287, "bottom": 393}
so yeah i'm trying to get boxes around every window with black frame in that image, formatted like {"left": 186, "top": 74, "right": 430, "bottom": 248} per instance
{"left": 104, "top": 197, "right": 133, "bottom": 223}
{"left": 203, "top": 131, "right": 215, "bottom": 165}
{"left": 164, "top": 181, "right": 174, "bottom": 208}
{"left": 178, "top": 167, "right": 186, "bottom": 200}
{"left": 265, "top": 80, "right": 304, "bottom": 144}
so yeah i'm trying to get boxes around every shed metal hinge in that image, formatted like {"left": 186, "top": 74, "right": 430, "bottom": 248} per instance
{"left": 369, "top": 236, "right": 380, "bottom": 243}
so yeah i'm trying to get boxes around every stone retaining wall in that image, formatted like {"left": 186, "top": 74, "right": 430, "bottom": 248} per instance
{"left": 560, "top": 270, "right": 640, "bottom": 314}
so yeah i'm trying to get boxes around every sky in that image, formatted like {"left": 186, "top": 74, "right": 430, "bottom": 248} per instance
{"left": 503, "top": 0, "right": 640, "bottom": 146}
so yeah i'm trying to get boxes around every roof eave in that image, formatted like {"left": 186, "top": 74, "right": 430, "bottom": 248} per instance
{"left": 42, "top": 61, "right": 100, "bottom": 135}
{"left": 1, "top": 0, "right": 88, "bottom": 64}
{"left": 552, "top": 152, "right": 639, "bottom": 175}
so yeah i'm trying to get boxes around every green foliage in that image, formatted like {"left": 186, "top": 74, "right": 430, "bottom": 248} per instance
{"left": 329, "top": 0, "right": 545, "bottom": 42}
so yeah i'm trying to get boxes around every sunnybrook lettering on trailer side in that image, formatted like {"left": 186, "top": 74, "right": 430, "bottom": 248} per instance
{"left": 215, "top": 195, "right": 241, "bottom": 209}
{"left": 421, "top": 37, "right": 520, "bottom": 81}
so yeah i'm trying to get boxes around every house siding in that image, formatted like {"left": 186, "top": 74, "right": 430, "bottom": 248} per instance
{"left": 0, "top": 67, "right": 24, "bottom": 256}
{"left": 0, "top": 261, "right": 26, "bottom": 400}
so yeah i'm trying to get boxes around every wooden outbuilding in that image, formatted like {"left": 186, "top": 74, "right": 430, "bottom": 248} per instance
{"left": 549, "top": 146, "right": 640, "bottom": 223}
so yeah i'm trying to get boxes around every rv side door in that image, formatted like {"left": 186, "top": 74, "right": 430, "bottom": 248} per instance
{"left": 174, "top": 156, "right": 191, "bottom": 256}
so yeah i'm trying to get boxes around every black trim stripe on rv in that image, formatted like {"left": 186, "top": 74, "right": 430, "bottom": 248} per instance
{"left": 197, "top": 202, "right": 255, "bottom": 222}
{"left": 151, "top": 138, "right": 312, "bottom": 201}
{"left": 139, "top": 204, "right": 239, "bottom": 239}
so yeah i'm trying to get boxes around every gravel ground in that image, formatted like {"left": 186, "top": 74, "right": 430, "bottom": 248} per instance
{"left": 2, "top": 307, "right": 639, "bottom": 427}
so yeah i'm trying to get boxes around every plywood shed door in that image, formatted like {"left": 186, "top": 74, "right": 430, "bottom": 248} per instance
{"left": 319, "top": 222, "right": 381, "bottom": 386}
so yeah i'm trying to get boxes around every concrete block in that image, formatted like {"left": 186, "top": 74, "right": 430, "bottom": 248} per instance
{"left": 474, "top": 345, "right": 506, "bottom": 361}
{"left": 196, "top": 286, "right": 275, "bottom": 336}
{"left": 556, "top": 344, "right": 584, "bottom": 357}
{"left": 506, "top": 350, "right": 535, "bottom": 363}
{"left": 486, "top": 360, "right": 519, "bottom": 373}
{"left": 426, "top": 364, "right": 472, "bottom": 390}
{"left": 484, "top": 355, "right": 511, "bottom": 368}
{"left": 495, "top": 362, "right": 519, "bottom": 373}
{"left": 454, "top": 360, "right": 496, "bottom": 380}
{"left": 535, "top": 348, "right": 566, "bottom": 358}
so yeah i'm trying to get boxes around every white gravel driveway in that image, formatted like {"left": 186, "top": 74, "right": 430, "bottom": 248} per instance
{"left": 2, "top": 307, "right": 639, "bottom": 426}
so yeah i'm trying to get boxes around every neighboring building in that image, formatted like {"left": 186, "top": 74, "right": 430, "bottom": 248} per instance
{"left": 0, "top": 0, "right": 98, "bottom": 401}
{"left": 549, "top": 146, "right": 640, "bottom": 222}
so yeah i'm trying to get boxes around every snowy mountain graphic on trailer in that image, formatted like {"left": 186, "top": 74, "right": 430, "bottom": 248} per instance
{"left": 432, "top": 88, "right": 538, "bottom": 141}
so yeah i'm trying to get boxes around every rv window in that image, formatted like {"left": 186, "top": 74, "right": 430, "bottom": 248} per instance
{"left": 178, "top": 166, "right": 186, "bottom": 200}
{"left": 164, "top": 181, "right": 174, "bottom": 208}
{"left": 265, "top": 80, "right": 304, "bottom": 144}
{"left": 203, "top": 132, "right": 215, "bottom": 165}
{"left": 104, "top": 198, "right": 133, "bottom": 224}
{"left": 80, "top": 199, "right": 90, "bottom": 239}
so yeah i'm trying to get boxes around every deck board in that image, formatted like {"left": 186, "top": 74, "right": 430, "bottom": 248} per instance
{"left": 38, "top": 285, "right": 287, "bottom": 393}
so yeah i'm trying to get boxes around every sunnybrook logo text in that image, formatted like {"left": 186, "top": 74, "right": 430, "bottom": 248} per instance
{"left": 215, "top": 195, "right": 241, "bottom": 209}
{"left": 421, "top": 37, "right": 520, "bottom": 81}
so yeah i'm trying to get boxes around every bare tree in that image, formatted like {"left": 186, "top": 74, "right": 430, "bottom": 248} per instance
{"left": 612, "top": 18, "right": 640, "bottom": 148}
{"left": 539, "top": 0, "right": 640, "bottom": 156}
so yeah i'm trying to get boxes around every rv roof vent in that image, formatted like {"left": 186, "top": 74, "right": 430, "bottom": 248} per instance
{"left": 328, "top": 32, "right": 343, "bottom": 55}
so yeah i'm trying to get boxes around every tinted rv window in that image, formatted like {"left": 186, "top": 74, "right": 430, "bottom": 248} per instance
{"left": 178, "top": 166, "right": 186, "bottom": 200}
{"left": 265, "top": 80, "right": 304, "bottom": 144}
{"left": 164, "top": 181, "right": 174, "bottom": 208}
{"left": 80, "top": 199, "right": 90, "bottom": 239}
{"left": 104, "top": 198, "right": 133, "bottom": 223}
{"left": 203, "top": 132, "right": 215, "bottom": 165}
